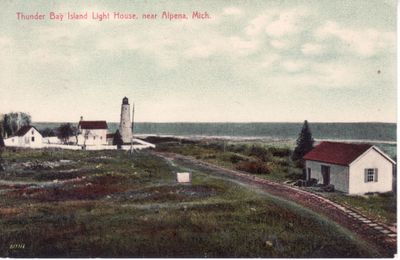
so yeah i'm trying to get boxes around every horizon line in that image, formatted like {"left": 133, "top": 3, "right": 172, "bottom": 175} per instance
{"left": 32, "top": 121, "right": 397, "bottom": 124}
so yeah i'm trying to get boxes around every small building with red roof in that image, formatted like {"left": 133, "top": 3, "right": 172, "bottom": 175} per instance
{"left": 303, "top": 141, "right": 395, "bottom": 194}
{"left": 76, "top": 117, "right": 108, "bottom": 146}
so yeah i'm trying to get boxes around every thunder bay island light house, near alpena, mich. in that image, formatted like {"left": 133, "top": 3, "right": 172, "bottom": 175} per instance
{"left": 3, "top": 97, "right": 155, "bottom": 150}
{"left": 76, "top": 97, "right": 136, "bottom": 147}
{"left": 303, "top": 142, "right": 395, "bottom": 195}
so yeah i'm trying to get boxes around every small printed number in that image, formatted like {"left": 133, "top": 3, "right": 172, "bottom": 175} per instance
{"left": 9, "top": 243, "right": 25, "bottom": 249}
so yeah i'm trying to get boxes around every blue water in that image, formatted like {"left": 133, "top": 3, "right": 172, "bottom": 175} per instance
{"left": 34, "top": 122, "right": 396, "bottom": 142}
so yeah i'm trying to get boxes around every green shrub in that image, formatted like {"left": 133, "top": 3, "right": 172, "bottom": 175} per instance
{"left": 236, "top": 161, "right": 271, "bottom": 174}
{"left": 268, "top": 147, "right": 291, "bottom": 157}
{"left": 272, "top": 157, "right": 291, "bottom": 167}
{"left": 248, "top": 145, "right": 271, "bottom": 162}
{"left": 227, "top": 144, "right": 247, "bottom": 153}
{"left": 229, "top": 154, "right": 246, "bottom": 164}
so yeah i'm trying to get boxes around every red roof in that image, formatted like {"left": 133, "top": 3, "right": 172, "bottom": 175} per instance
{"left": 78, "top": 121, "right": 108, "bottom": 129}
{"left": 106, "top": 133, "right": 115, "bottom": 139}
{"left": 15, "top": 125, "right": 38, "bottom": 137}
{"left": 303, "top": 141, "right": 372, "bottom": 166}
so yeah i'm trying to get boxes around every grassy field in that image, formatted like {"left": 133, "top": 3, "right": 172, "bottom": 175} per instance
{"left": 152, "top": 137, "right": 303, "bottom": 183}
{"left": 150, "top": 137, "right": 397, "bottom": 225}
{"left": 0, "top": 148, "right": 382, "bottom": 257}
{"left": 321, "top": 192, "right": 397, "bottom": 225}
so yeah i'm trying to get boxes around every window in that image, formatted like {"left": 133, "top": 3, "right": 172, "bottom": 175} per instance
{"left": 307, "top": 168, "right": 311, "bottom": 180}
{"left": 100, "top": 136, "right": 103, "bottom": 140}
{"left": 364, "top": 168, "right": 378, "bottom": 182}
{"left": 31, "top": 130, "right": 34, "bottom": 135}
{"left": 93, "top": 136, "right": 96, "bottom": 140}
{"left": 31, "top": 137, "right": 35, "bottom": 142}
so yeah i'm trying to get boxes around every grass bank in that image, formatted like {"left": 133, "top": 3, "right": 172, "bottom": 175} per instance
{"left": 0, "top": 148, "right": 383, "bottom": 257}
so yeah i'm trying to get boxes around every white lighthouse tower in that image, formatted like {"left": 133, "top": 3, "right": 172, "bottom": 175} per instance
{"left": 119, "top": 97, "right": 132, "bottom": 143}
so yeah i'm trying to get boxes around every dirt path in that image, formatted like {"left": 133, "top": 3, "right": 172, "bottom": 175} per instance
{"left": 154, "top": 151, "right": 397, "bottom": 257}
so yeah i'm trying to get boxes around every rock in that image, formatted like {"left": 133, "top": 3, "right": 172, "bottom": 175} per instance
{"left": 265, "top": 240, "right": 273, "bottom": 247}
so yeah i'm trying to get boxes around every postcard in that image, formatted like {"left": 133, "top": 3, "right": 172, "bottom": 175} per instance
{"left": 0, "top": 0, "right": 397, "bottom": 258}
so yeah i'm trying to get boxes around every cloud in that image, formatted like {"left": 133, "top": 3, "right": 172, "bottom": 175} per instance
{"left": 184, "top": 35, "right": 259, "bottom": 59}
{"left": 281, "top": 59, "right": 308, "bottom": 73}
{"left": 270, "top": 60, "right": 364, "bottom": 89}
{"left": 244, "top": 8, "right": 309, "bottom": 38}
{"left": 309, "top": 61, "right": 363, "bottom": 87}
{"left": 228, "top": 36, "right": 259, "bottom": 55}
{"left": 260, "top": 54, "right": 280, "bottom": 68}
{"left": 0, "top": 35, "right": 13, "bottom": 49}
{"left": 315, "top": 21, "right": 395, "bottom": 57}
{"left": 270, "top": 39, "right": 291, "bottom": 49}
{"left": 245, "top": 14, "right": 269, "bottom": 36}
{"left": 97, "top": 33, "right": 140, "bottom": 51}
{"left": 222, "top": 7, "right": 242, "bottom": 16}
{"left": 264, "top": 9, "right": 309, "bottom": 38}
{"left": 301, "top": 43, "right": 324, "bottom": 56}
{"left": 28, "top": 48, "right": 80, "bottom": 65}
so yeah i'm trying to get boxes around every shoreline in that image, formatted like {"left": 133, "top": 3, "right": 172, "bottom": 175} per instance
{"left": 136, "top": 134, "right": 397, "bottom": 145}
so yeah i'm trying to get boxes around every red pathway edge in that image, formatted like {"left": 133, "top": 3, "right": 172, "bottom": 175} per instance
{"left": 154, "top": 151, "right": 397, "bottom": 257}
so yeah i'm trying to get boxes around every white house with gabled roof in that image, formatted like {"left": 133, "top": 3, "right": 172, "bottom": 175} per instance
{"left": 4, "top": 125, "right": 43, "bottom": 148}
{"left": 303, "top": 142, "right": 395, "bottom": 195}
{"left": 76, "top": 118, "right": 108, "bottom": 146}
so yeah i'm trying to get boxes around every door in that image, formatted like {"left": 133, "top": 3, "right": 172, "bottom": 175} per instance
{"left": 321, "top": 165, "right": 330, "bottom": 185}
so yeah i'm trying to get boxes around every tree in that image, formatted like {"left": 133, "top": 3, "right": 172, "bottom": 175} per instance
{"left": 0, "top": 120, "right": 4, "bottom": 138}
{"left": 40, "top": 127, "right": 56, "bottom": 137}
{"left": 0, "top": 133, "right": 4, "bottom": 171}
{"left": 113, "top": 130, "right": 123, "bottom": 149}
{"left": 2, "top": 112, "right": 31, "bottom": 137}
{"left": 0, "top": 134, "right": 4, "bottom": 148}
{"left": 57, "top": 123, "right": 76, "bottom": 144}
{"left": 292, "top": 120, "right": 314, "bottom": 164}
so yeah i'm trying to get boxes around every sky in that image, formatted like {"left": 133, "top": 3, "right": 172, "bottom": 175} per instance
{"left": 0, "top": 0, "right": 397, "bottom": 123}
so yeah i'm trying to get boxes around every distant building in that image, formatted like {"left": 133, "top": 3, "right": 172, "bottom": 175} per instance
{"left": 4, "top": 125, "right": 43, "bottom": 148}
{"left": 77, "top": 118, "right": 108, "bottom": 146}
{"left": 119, "top": 97, "right": 133, "bottom": 143}
{"left": 303, "top": 141, "right": 395, "bottom": 195}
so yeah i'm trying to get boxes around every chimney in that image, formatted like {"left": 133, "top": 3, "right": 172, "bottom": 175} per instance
{"left": 80, "top": 116, "right": 83, "bottom": 121}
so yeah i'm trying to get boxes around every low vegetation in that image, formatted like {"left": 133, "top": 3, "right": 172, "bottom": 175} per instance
{"left": 0, "top": 148, "right": 380, "bottom": 257}
{"left": 153, "top": 138, "right": 303, "bottom": 182}
{"left": 323, "top": 192, "right": 397, "bottom": 225}
{"left": 150, "top": 136, "right": 396, "bottom": 226}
